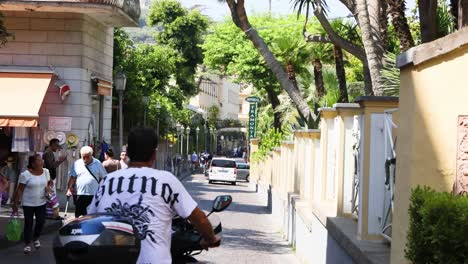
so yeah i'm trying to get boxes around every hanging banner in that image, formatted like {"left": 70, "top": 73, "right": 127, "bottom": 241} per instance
{"left": 248, "top": 102, "right": 258, "bottom": 139}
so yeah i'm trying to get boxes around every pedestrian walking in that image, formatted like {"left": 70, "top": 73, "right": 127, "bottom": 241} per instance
{"left": 43, "top": 139, "right": 68, "bottom": 218}
{"left": 43, "top": 138, "right": 67, "bottom": 182}
{"left": 0, "top": 166, "right": 7, "bottom": 208}
{"left": 119, "top": 150, "right": 129, "bottom": 169}
{"left": 66, "top": 146, "right": 107, "bottom": 218}
{"left": 1, "top": 156, "right": 17, "bottom": 204}
{"left": 12, "top": 154, "right": 53, "bottom": 254}
{"left": 102, "top": 149, "right": 121, "bottom": 173}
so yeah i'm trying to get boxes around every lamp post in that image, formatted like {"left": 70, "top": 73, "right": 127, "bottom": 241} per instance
{"left": 176, "top": 123, "right": 181, "bottom": 155}
{"left": 180, "top": 125, "right": 185, "bottom": 157}
{"left": 196, "top": 127, "right": 200, "bottom": 154}
{"left": 213, "top": 128, "right": 217, "bottom": 155}
{"left": 155, "top": 103, "right": 161, "bottom": 140}
{"left": 114, "top": 71, "right": 127, "bottom": 153}
{"left": 210, "top": 128, "right": 214, "bottom": 154}
{"left": 186, "top": 126, "right": 190, "bottom": 160}
{"left": 142, "top": 96, "right": 150, "bottom": 126}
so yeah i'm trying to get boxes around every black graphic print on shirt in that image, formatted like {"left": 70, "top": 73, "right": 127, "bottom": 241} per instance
{"left": 104, "top": 194, "right": 156, "bottom": 243}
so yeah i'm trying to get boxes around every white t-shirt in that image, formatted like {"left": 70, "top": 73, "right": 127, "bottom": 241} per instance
{"left": 18, "top": 169, "right": 50, "bottom": 207}
{"left": 87, "top": 167, "right": 197, "bottom": 264}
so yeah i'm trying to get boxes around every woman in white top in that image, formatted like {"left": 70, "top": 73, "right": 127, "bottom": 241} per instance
{"left": 12, "top": 154, "right": 52, "bottom": 254}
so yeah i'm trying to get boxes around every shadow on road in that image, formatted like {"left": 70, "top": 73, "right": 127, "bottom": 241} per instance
{"left": 220, "top": 227, "right": 292, "bottom": 255}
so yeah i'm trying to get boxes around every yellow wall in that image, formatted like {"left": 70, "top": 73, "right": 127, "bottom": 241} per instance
{"left": 391, "top": 45, "right": 468, "bottom": 263}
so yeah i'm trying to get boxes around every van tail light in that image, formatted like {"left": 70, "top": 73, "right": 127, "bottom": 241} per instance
{"left": 210, "top": 166, "right": 213, "bottom": 173}
{"left": 234, "top": 168, "right": 238, "bottom": 174}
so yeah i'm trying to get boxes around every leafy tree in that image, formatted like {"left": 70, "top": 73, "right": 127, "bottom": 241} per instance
{"left": 203, "top": 15, "right": 316, "bottom": 129}
{"left": 207, "top": 105, "right": 220, "bottom": 128}
{"left": 148, "top": 0, "right": 209, "bottom": 96}
{"left": 220, "top": 0, "right": 316, "bottom": 125}
{"left": 0, "top": 12, "right": 12, "bottom": 47}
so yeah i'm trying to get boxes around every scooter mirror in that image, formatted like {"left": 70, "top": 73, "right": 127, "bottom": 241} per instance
{"left": 212, "top": 195, "right": 232, "bottom": 213}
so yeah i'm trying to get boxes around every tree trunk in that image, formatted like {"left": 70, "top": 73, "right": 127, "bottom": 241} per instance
{"left": 225, "top": 0, "right": 316, "bottom": 122}
{"left": 286, "top": 61, "right": 299, "bottom": 91}
{"left": 460, "top": 0, "right": 468, "bottom": 29}
{"left": 313, "top": 59, "right": 325, "bottom": 99}
{"left": 266, "top": 88, "right": 282, "bottom": 130}
{"left": 334, "top": 46, "right": 349, "bottom": 103}
{"left": 419, "top": 0, "right": 438, "bottom": 43}
{"left": 356, "top": 0, "right": 384, "bottom": 95}
{"left": 451, "top": 0, "right": 459, "bottom": 29}
{"left": 363, "top": 64, "right": 373, "bottom": 95}
{"left": 380, "top": 0, "right": 389, "bottom": 52}
{"left": 388, "top": 0, "right": 415, "bottom": 51}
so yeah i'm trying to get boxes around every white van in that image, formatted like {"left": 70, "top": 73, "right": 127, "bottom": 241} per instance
{"left": 208, "top": 158, "right": 237, "bottom": 185}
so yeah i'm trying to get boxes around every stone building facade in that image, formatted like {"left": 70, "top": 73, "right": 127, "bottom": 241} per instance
{"left": 0, "top": 0, "right": 139, "bottom": 148}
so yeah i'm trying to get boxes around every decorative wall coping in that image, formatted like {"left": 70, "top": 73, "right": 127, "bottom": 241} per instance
{"left": 354, "top": 96, "right": 399, "bottom": 103}
{"left": 0, "top": 0, "right": 141, "bottom": 26}
{"left": 397, "top": 26, "right": 468, "bottom": 68}
{"left": 333, "top": 103, "right": 361, "bottom": 109}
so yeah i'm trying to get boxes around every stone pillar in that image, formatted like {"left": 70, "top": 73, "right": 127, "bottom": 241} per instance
{"left": 333, "top": 103, "right": 362, "bottom": 217}
{"left": 319, "top": 108, "right": 338, "bottom": 202}
{"left": 355, "top": 96, "right": 398, "bottom": 240}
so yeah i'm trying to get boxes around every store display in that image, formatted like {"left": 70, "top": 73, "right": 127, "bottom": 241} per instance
{"left": 66, "top": 133, "right": 80, "bottom": 148}
{"left": 55, "top": 131, "right": 66, "bottom": 145}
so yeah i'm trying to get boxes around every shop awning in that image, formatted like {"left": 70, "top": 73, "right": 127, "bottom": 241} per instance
{"left": 0, "top": 72, "right": 54, "bottom": 127}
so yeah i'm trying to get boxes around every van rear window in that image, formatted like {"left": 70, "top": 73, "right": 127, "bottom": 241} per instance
{"left": 211, "top": 160, "right": 236, "bottom": 168}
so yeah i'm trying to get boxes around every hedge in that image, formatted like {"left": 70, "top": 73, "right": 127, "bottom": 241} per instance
{"left": 405, "top": 186, "right": 468, "bottom": 264}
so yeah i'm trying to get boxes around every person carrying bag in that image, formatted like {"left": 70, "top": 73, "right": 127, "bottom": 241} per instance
{"left": 12, "top": 154, "right": 52, "bottom": 254}
{"left": 66, "top": 146, "right": 107, "bottom": 218}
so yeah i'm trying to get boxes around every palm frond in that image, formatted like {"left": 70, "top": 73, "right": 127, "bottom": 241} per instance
{"left": 381, "top": 52, "right": 400, "bottom": 96}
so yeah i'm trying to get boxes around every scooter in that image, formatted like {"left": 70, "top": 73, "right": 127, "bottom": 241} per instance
{"left": 171, "top": 195, "right": 232, "bottom": 264}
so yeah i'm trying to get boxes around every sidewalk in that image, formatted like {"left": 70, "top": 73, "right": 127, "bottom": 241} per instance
{"left": 0, "top": 167, "right": 192, "bottom": 250}
{"left": 0, "top": 205, "right": 63, "bottom": 249}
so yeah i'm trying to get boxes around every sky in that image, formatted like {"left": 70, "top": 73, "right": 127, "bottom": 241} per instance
{"left": 179, "top": 0, "right": 418, "bottom": 22}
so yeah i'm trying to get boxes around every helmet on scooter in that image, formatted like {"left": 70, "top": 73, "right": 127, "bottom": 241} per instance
{"left": 53, "top": 213, "right": 141, "bottom": 264}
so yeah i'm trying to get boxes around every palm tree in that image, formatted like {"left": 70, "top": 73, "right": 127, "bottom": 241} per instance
{"left": 272, "top": 36, "right": 313, "bottom": 92}
{"left": 221, "top": 0, "right": 317, "bottom": 124}
{"left": 387, "top": 0, "right": 414, "bottom": 51}
{"left": 418, "top": 0, "right": 438, "bottom": 43}
{"left": 293, "top": 0, "right": 388, "bottom": 96}
{"left": 310, "top": 43, "right": 333, "bottom": 99}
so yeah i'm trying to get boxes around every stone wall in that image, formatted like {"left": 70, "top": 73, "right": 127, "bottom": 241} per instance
{"left": 0, "top": 11, "right": 114, "bottom": 144}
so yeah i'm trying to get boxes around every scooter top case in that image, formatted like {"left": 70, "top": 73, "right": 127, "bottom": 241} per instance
{"left": 53, "top": 213, "right": 141, "bottom": 264}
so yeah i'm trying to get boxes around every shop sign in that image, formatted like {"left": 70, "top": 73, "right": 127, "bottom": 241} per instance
{"left": 245, "top": 96, "right": 261, "bottom": 103}
{"left": 248, "top": 103, "right": 258, "bottom": 139}
{"left": 49, "top": 116, "right": 72, "bottom": 132}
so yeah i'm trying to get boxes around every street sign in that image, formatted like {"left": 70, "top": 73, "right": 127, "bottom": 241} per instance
{"left": 248, "top": 103, "right": 258, "bottom": 139}
{"left": 245, "top": 96, "right": 261, "bottom": 103}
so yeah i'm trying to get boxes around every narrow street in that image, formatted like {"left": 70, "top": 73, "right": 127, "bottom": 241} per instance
{"left": 184, "top": 173, "right": 299, "bottom": 264}
{"left": 0, "top": 172, "right": 299, "bottom": 264}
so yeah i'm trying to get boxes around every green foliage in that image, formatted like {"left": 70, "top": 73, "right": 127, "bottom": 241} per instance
{"left": 382, "top": 52, "right": 400, "bottom": 96}
{"left": 148, "top": 0, "right": 209, "bottom": 96}
{"left": 0, "top": 12, "right": 12, "bottom": 47}
{"left": 405, "top": 186, "right": 468, "bottom": 264}
{"left": 207, "top": 105, "right": 220, "bottom": 127}
{"left": 251, "top": 128, "right": 284, "bottom": 162}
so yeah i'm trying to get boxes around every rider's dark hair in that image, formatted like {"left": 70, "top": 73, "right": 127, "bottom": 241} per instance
{"left": 127, "top": 127, "right": 158, "bottom": 162}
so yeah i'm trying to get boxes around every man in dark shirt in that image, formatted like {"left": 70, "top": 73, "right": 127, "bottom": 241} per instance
{"left": 43, "top": 138, "right": 67, "bottom": 181}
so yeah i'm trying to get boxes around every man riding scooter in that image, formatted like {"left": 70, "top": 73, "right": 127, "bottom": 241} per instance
{"left": 56, "top": 128, "right": 220, "bottom": 264}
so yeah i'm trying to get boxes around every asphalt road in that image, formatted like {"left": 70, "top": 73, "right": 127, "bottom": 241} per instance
{"left": 0, "top": 173, "right": 299, "bottom": 264}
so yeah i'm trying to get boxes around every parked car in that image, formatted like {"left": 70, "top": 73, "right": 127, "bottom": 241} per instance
{"left": 236, "top": 163, "right": 250, "bottom": 182}
{"left": 208, "top": 158, "right": 237, "bottom": 185}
